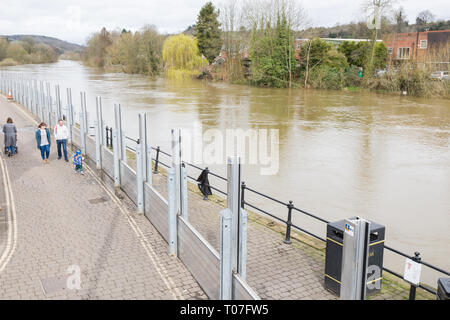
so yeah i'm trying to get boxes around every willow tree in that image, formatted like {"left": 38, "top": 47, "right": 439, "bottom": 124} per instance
{"left": 162, "top": 34, "right": 202, "bottom": 79}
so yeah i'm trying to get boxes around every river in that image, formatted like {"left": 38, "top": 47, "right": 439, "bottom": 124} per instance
{"left": 2, "top": 60, "right": 449, "bottom": 287}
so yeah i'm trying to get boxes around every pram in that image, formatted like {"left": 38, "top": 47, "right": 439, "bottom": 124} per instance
{"left": 3, "top": 133, "right": 18, "bottom": 155}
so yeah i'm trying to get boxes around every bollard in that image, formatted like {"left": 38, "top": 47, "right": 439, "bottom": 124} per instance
{"left": 239, "top": 208, "right": 248, "bottom": 281}
{"left": 154, "top": 146, "right": 160, "bottom": 173}
{"left": 136, "top": 141, "right": 144, "bottom": 215}
{"left": 284, "top": 201, "right": 294, "bottom": 244}
{"left": 112, "top": 129, "right": 120, "bottom": 188}
{"left": 409, "top": 252, "right": 421, "bottom": 300}
{"left": 220, "top": 208, "right": 233, "bottom": 300}
{"left": 79, "top": 112, "right": 86, "bottom": 155}
{"left": 181, "top": 165, "right": 188, "bottom": 220}
{"left": 167, "top": 168, "right": 177, "bottom": 256}
{"left": 94, "top": 120, "right": 101, "bottom": 170}
{"left": 340, "top": 217, "right": 371, "bottom": 300}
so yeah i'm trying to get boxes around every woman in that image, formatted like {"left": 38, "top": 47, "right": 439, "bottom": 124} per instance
{"left": 2, "top": 118, "right": 17, "bottom": 157}
{"left": 35, "top": 122, "right": 51, "bottom": 164}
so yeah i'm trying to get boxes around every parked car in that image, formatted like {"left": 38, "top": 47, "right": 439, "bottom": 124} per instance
{"left": 430, "top": 71, "right": 449, "bottom": 81}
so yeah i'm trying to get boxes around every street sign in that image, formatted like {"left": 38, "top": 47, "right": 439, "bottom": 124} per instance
{"left": 404, "top": 258, "right": 422, "bottom": 286}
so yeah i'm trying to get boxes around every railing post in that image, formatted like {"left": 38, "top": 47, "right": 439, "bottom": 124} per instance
{"left": 154, "top": 146, "right": 160, "bottom": 173}
{"left": 112, "top": 129, "right": 120, "bottom": 188}
{"left": 79, "top": 111, "right": 86, "bottom": 155}
{"left": 241, "top": 182, "right": 246, "bottom": 209}
{"left": 168, "top": 167, "right": 177, "bottom": 256}
{"left": 409, "top": 252, "right": 421, "bottom": 300}
{"left": 181, "top": 164, "right": 188, "bottom": 220}
{"left": 109, "top": 127, "right": 113, "bottom": 149}
{"left": 220, "top": 208, "right": 233, "bottom": 300}
{"left": 105, "top": 126, "right": 109, "bottom": 148}
{"left": 136, "top": 140, "right": 144, "bottom": 214}
{"left": 284, "top": 201, "right": 294, "bottom": 244}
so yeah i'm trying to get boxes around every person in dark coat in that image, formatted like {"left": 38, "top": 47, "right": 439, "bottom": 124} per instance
{"left": 197, "top": 168, "right": 212, "bottom": 200}
{"left": 2, "top": 118, "right": 17, "bottom": 157}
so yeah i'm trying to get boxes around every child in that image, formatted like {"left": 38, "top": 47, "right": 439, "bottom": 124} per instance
{"left": 73, "top": 150, "right": 85, "bottom": 175}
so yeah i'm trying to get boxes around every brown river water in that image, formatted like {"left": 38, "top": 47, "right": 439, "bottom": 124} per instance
{"left": 2, "top": 60, "right": 449, "bottom": 287}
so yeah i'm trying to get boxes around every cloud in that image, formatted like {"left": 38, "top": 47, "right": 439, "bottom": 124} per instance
{"left": 0, "top": 0, "right": 448, "bottom": 45}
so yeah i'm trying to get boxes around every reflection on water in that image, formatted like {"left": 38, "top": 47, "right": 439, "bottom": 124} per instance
{"left": 2, "top": 60, "right": 449, "bottom": 286}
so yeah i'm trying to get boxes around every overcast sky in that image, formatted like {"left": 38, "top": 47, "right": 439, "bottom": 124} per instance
{"left": 0, "top": 0, "right": 449, "bottom": 45}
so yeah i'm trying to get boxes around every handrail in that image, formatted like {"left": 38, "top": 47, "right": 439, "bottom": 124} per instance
{"left": 134, "top": 142, "right": 450, "bottom": 297}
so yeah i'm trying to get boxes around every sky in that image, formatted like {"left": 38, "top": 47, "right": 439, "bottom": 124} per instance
{"left": 0, "top": 0, "right": 449, "bottom": 45}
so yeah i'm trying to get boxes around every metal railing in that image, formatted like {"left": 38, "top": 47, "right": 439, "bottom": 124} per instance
{"left": 145, "top": 143, "right": 449, "bottom": 299}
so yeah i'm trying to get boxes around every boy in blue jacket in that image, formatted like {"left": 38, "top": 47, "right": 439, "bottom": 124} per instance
{"left": 73, "top": 149, "right": 85, "bottom": 175}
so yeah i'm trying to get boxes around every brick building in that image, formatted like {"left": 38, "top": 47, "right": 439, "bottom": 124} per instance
{"left": 383, "top": 30, "right": 449, "bottom": 64}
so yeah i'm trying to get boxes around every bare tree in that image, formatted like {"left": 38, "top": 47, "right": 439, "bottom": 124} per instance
{"left": 394, "top": 6, "right": 408, "bottom": 33}
{"left": 416, "top": 10, "right": 436, "bottom": 31}
{"left": 362, "top": 0, "right": 397, "bottom": 72}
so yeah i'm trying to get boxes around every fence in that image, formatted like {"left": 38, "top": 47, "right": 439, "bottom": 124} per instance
{"left": 1, "top": 71, "right": 448, "bottom": 300}
{"left": 128, "top": 138, "right": 450, "bottom": 299}
{"left": 0, "top": 72, "right": 259, "bottom": 300}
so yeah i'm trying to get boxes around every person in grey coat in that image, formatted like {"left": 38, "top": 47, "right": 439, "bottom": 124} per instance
{"left": 2, "top": 118, "right": 17, "bottom": 157}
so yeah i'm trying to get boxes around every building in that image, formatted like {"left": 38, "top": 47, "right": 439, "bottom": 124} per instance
{"left": 383, "top": 30, "right": 449, "bottom": 66}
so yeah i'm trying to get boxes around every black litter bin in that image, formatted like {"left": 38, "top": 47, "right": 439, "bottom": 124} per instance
{"left": 437, "top": 278, "right": 450, "bottom": 300}
{"left": 324, "top": 217, "right": 385, "bottom": 296}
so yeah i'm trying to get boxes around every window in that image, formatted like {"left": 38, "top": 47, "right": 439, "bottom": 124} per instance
{"left": 419, "top": 40, "right": 427, "bottom": 49}
{"left": 398, "top": 47, "right": 411, "bottom": 59}
{"left": 388, "top": 47, "right": 393, "bottom": 55}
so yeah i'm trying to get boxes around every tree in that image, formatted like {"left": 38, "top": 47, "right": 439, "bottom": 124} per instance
{"left": 362, "top": 0, "right": 396, "bottom": 73}
{"left": 248, "top": 0, "right": 307, "bottom": 87}
{"left": 0, "top": 38, "right": 9, "bottom": 61}
{"left": 162, "top": 34, "right": 202, "bottom": 79}
{"left": 416, "top": 10, "right": 436, "bottom": 31}
{"left": 194, "top": 2, "right": 222, "bottom": 64}
{"left": 394, "top": 6, "right": 408, "bottom": 33}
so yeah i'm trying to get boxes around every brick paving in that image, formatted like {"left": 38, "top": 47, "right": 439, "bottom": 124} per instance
{"left": 0, "top": 94, "right": 429, "bottom": 301}
{"left": 0, "top": 95, "right": 207, "bottom": 300}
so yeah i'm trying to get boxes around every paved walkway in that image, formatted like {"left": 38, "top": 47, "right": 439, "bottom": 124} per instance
{"left": 0, "top": 95, "right": 207, "bottom": 300}
{"left": 147, "top": 157, "right": 431, "bottom": 300}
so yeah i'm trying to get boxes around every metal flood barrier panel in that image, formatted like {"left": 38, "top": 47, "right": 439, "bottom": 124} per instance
{"left": 178, "top": 216, "right": 221, "bottom": 299}
{"left": 120, "top": 161, "right": 137, "bottom": 204}
{"left": 144, "top": 182, "right": 169, "bottom": 242}
{"left": 101, "top": 146, "right": 114, "bottom": 180}
{"left": 85, "top": 135, "right": 96, "bottom": 161}
{"left": 69, "top": 126, "right": 258, "bottom": 300}
{"left": 71, "top": 127, "right": 81, "bottom": 149}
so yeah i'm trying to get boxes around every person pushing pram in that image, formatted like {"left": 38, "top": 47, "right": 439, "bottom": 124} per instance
{"left": 2, "top": 117, "right": 17, "bottom": 157}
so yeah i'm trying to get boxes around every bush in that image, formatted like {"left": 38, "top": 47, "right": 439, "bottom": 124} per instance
{"left": 309, "top": 65, "right": 346, "bottom": 90}
{"left": 0, "top": 58, "right": 17, "bottom": 66}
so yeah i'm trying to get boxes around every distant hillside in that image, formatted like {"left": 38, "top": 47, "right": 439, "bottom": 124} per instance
{"left": 1, "top": 35, "right": 84, "bottom": 55}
